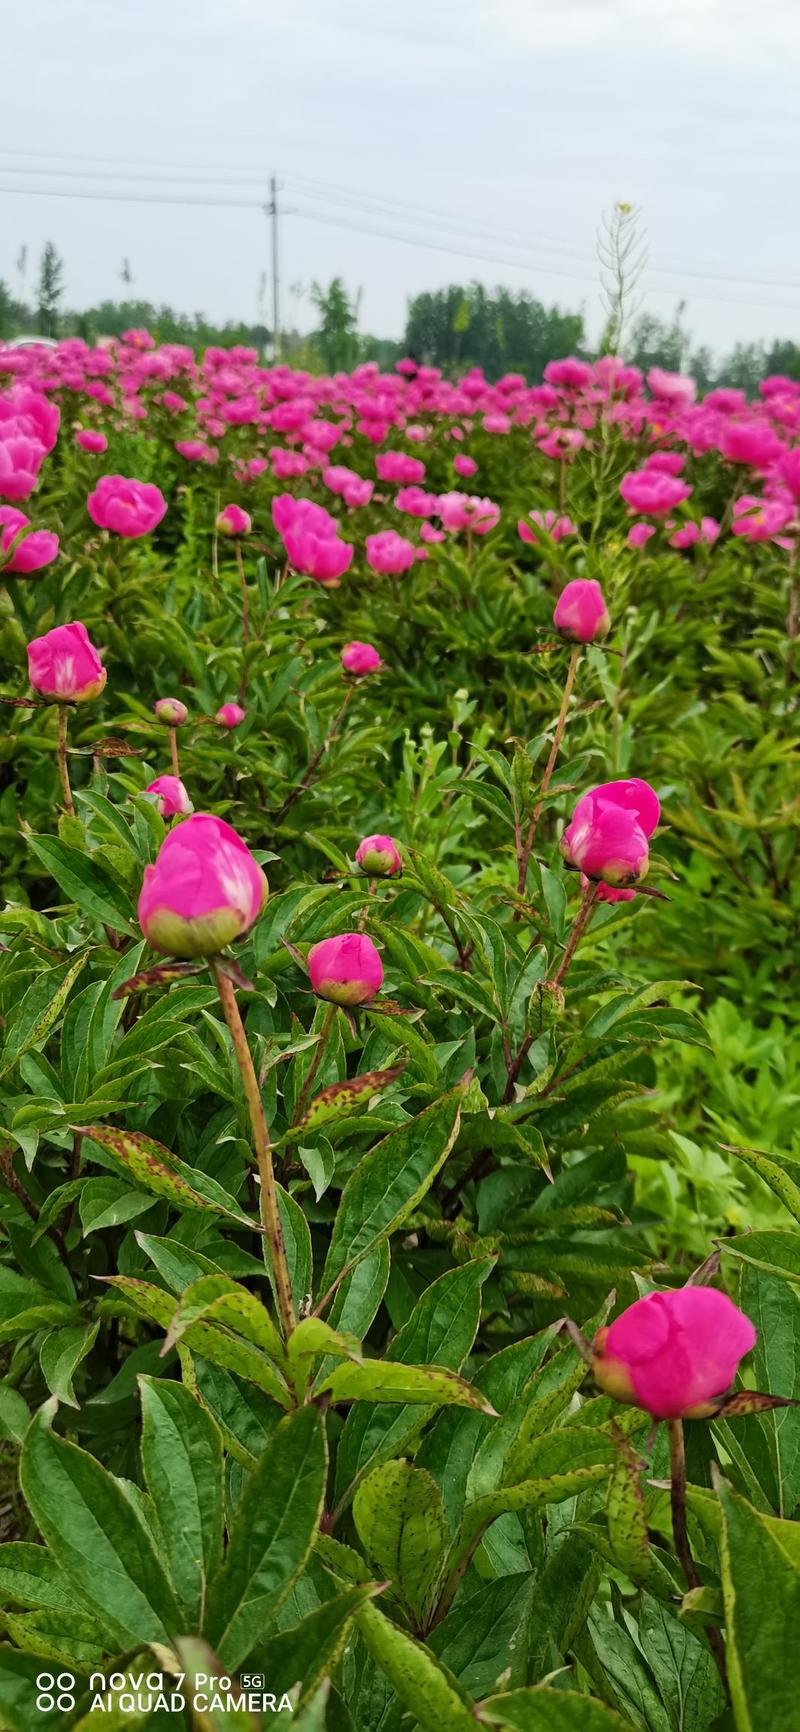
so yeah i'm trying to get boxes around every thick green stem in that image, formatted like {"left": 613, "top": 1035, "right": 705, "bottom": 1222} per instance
{"left": 516, "top": 643, "right": 581, "bottom": 907}
{"left": 236, "top": 541, "right": 250, "bottom": 705}
{"left": 212, "top": 961, "right": 296, "bottom": 1338}
{"left": 668, "top": 1417, "right": 728, "bottom": 1686}
{"left": 56, "top": 704, "right": 75, "bottom": 817}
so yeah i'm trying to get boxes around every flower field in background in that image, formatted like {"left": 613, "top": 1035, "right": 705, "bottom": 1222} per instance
{"left": 0, "top": 334, "right": 798, "bottom": 1730}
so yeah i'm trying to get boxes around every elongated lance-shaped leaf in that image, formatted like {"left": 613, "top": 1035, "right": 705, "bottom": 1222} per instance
{"left": 160, "top": 1273, "right": 285, "bottom": 1366}
{"left": 103, "top": 1276, "right": 291, "bottom": 1407}
{"left": 139, "top": 1375, "right": 224, "bottom": 1628}
{"left": 74, "top": 1123, "right": 255, "bottom": 1228}
{"left": 354, "top": 1596, "right": 477, "bottom": 1732}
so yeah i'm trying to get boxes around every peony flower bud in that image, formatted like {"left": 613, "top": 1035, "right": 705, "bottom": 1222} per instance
{"left": 75, "top": 428, "right": 108, "bottom": 455}
{"left": 553, "top": 579, "right": 610, "bottom": 643}
{"left": 27, "top": 622, "right": 107, "bottom": 704}
{"left": 593, "top": 1287, "right": 756, "bottom": 1419}
{"left": 561, "top": 778, "right": 659, "bottom": 888}
{"left": 154, "top": 696, "right": 188, "bottom": 727}
{"left": 355, "top": 834, "right": 402, "bottom": 877}
{"left": 145, "top": 775, "right": 193, "bottom": 818}
{"left": 341, "top": 641, "right": 382, "bottom": 677}
{"left": 87, "top": 475, "right": 167, "bottom": 538}
{"left": 137, "top": 813, "right": 268, "bottom": 958}
{"left": 307, "top": 932, "right": 383, "bottom": 1006}
{"left": 215, "top": 702, "right": 246, "bottom": 730}
{"left": 216, "top": 503, "right": 252, "bottom": 537}
{"left": 0, "top": 507, "right": 58, "bottom": 574}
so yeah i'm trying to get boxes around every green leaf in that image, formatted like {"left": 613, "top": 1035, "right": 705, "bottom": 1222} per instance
{"left": 78, "top": 1176, "right": 155, "bottom": 1234}
{"left": 722, "top": 1230, "right": 800, "bottom": 1285}
{"left": 317, "top": 1358, "right": 494, "bottom": 1410}
{"left": 253, "top": 1583, "right": 381, "bottom": 1709}
{"left": 480, "top": 1685, "right": 635, "bottom": 1730}
{"left": 723, "top": 1142, "right": 800, "bottom": 1224}
{"left": 426, "top": 1572, "right": 535, "bottom": 1696}
{"left": 293, "top": 1064, "right": 406, "bottom": 1136}
{"left": 354, "top": 1460, "right": 448, "bottom": 1621}
{"left": 161, "top": 1273, "right": 285, "bottom": 1366}
{"left": 353, "top": 1597, "right": 477, "bottom": 1732}
{"left": 77, "top": 1123, "right": 253, "bottom": 1227}
{"left": 0, "top": 1387, "right": 31, "bottom": 1445}
{"left": 276, "top": 1182, "right": 313, "bottom": 1309}
{"left": 0, "top": 1544, "right": 76, "bottom": 1614}
{"left": 605, "top": 1431, "right": 653, "bottom": 1584}
{"left": 103, "top": 1276, "right": 291, "bottom": 1407}
{"left": 320, "top": 1084, "right": 465, "bottom": 1293}
{"left": 19, "top": 1401, "right": 181, "bottom": 1648}
{"left": 27, "top": 835, "right": 137, "bottom": 935}
{"left": 205, "top": 1404, "right": 327, "bottom": 1669}
{"left": 0, "top": 954, "right": 87, "bottom": 1080}
{"left": 718, "top": 1474, "right": 800, "bottom": 1732}
{"left": 139, "top": 1374, "right": 224, "bottom": 1627}
{"left": 0, "top": 1268, "right": 76, "bottom": 1342}
{"left": 38, "top": 1322, "right": 99, "bottom": 1408}
{"left": 715, "top": 1265, "right": 800, "bottom": 1517}
{"left": 638, "top": 1592, "right": 725, "bottom": 1732}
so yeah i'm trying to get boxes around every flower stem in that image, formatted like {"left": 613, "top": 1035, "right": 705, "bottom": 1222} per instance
{"left": 668, "top": 1416, "right": 728, "bottom": 1686}
{"left": 212, "top": 960, "right": 296, "bottom": 1338}
{"left": 550, "top": 877, "right": 598, "bottom": 989}
{"left": 236, "top": 541, "right": 250, "bottom": 705}
{"left": 292, "top": 1002, "right": 336, "bottom": 1126}
{"left": 516, "top": 643, "right": 581, "bottom": 906}
{"left": 56, "top": 704, "right": 75, "bottom": 817}
{"left": 168, "top": 728, "right": 180, "bottom": 778}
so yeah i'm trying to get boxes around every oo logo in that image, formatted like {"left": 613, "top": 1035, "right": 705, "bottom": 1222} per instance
{"left": 36, "top": 1672, "right": 76, "bottom": 1712}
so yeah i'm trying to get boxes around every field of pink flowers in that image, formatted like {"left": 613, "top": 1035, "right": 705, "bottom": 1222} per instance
{"left": 0, "top": 334, "right": 798, "bottom": 1730}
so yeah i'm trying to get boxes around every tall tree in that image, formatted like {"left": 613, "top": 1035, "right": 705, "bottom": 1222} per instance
{"left": 35, "top": 241, "right": 65, "bottom": 337}
{"left": 310, "top": 278, "right": 360, "bottom": 373}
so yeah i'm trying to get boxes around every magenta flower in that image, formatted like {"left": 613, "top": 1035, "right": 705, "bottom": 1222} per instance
{"left": 453, "top": 454, "right": 477, "bottom": 478}
{"left": 355, "top": 834, "right": 402, "bottom": 877}
{"left": 561, "top": 777, "right": 660, "bottom": 888}
{"left": 307, "top": 933, "right": 383, "bottom": 1006}
{"left": 138, "top": 813, "right": 268, "bottom": 958}
{"left": 518, "top": 509, "right": 576, "bottom": 545}
{"left": 145, "top": 775, "right": 193, "bottom": 817}
{"left": 553, "top": 579, "right": 610, "bottom": 644}
{"left": 216, "top": 504, "right": 252, "bottom": 537}
{"left": 27, "top": 622, "right": 107, "bottom": 703}
{"left": 620, "top": 469, "right": 692, "bottom": 515}
{"left": 0, "top": 507, "right": 58, "bottom": 573}
{"left": 438, "top": 492, "right": 500, "bottom": 534}
{"left": 216, "top": 702, "right": 246, "bottom": 729}
{"left": 376, "top": 451, "right": 426, "bottom": 485}
{"left": 341, "top": 641, "right": 381, "bottom": 676}
{"left": 87, "top": 475, "right": 167, "bottom": 538}
{"left": 75, "top": 428, "right": 108, "bottom": 455}
{"left": 0, "top": 433, "right": 47, "bottom": 501}
{"left": 283, "top": 526, "right": 354, "bottom": 586}
{"left": 646, "top": 367, "right": 696, "bottom": 406}
{"left": 366, "top": 530, "right": 416, "bottom": 576}
{"left": 594, "top": 1287, "right": 756, "bottom": 1419}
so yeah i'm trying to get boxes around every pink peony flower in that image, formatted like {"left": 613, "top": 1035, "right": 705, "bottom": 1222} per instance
{"left": 644, "top": 450, "right": 685, "bottom": 475}
{"left": 355, "top": 834, "right": 403, "bottom": 877}
{"left": 27, "top": 621, "right": 107, "bottom": 703}
{"left": 146, "top": 775, "right": 193, "bottom": 817}
{"left": 216, "top": 503, "right": 252, "bottom": 537}
{"left": 561, "top": 777, "right": 659, "bottom": 888}
{"left": 593, "top": 1287, "right": 756, "bottom": 1419}
{"left": 537, "top": 428, "right": 586, "bottom": 462}
{"left": 341, "top": 641, "right": 381, "bottom": 676}
{"left": 719, "top": 420, "right": 786, "bottom": 470}
{"left": 283, "top": 526, "right": 353, "bottom": 586}
{"left": 627, "top": 522, "right": 656, "bottom": 549}
{"left": 0, "top": 433, "right": 47, "bottom": 500}
{"left": 87, "top": 474, "right": 167, "bottom": 538}
{"left": 453, "top": 454, "right": 477, "bottom": 477}
{"left": 216, "top": 702, "right": 246, "bottom": 729}
{"left": 395, "top": 485, "right": 438, "bottom": 517}
{"left": 307, "top": 932, "right": 383, "bottom": 1005}
{"left": 438, "top": 492, "right": 500, "bottom": 534}
{"left": 0, "top": 506, "right": 58, "bottom": 573}
{"left": 138, "top": 813, "right": 268, "bottom": 958}
{"left": 620, "top": 469, "right": 692, "bottom": 515}
{"left": 323, "top": 465, "right": 373, "bottom": 509}
{"left": 518, "top": 509, "right": 576, "bottom": 546}
{"left": 553, "top": 578, "right": 610, "bottom": 643}
{"left": 375, "top": 451, "right": 426, "bottom": 485}
{"left": 647, "top": 367, "right": 696, "bottom": 406}
{"left": 544, "top": 357, "right": 592, "bottom": 390}
{"left": 272, "top": 494, "right": 338, "bottom": 540}
{"left": 366, "top": 530, "right": 416, "bottom": 576}
{"left": 777, "top": 448, "right": 800, "bottom": 501}
{"left": 75, "top": 428, "right": 108, "bottom": 455}
{"left": 154, "top": 696, "right": 188, "bottom": 726}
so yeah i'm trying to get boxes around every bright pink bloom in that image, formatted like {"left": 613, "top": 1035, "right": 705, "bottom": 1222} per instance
{"left": 146, "top": 775, "right": 193, "bottom": 817}
{"left": 594, "top": 1287, "right": 756, "bottom": 1419}
{"left": 87, "top": 475, "right": 167, "bottom": 537}
{"left": 27, "top": 621, "right": 106, "bottom": 703}
{"left": 0, "top": 386, "right": 60, "bottom": 452}
{"left": 272, "top": 494, "right": 338, "bottom": 540}
{"left": 627, "top": 522, "right": 656, "bottom": 549}
{"left": 138, "top": 813, "right": 268, "bottom": 958}
{"left": 216, "top": 702, "right": 246, "bottom": 729}
{"left": 561, "top": 777, "right": 659, "bottom": 888}
{"left": 537, "top": 428, "right": 585, "bottom": 462}
{"left": 647, "top": 367, "right": 696, "bottom": 406}
{"left": 175, "top": 440, "right": 217, "bottom": 464}
{"left": 154, "top": 696, "right": 188, "bottom": 726}
{"left": 620, "top": 469, "right": 692, "bottom": 515}
{"left": 438, "top": 492, "right": 500, "bottom": 534}
{"left": 483, "top": 413, "right": 511, "bottom": 435}
{"left": 776, "top": 448, "right": 800, "bottom": 501}
{"left": 419, "top": 520, "right": 445, "bottom": 544}
{"left": 283, "top": 526, "right": 353, "bottom": 586}
{"left": 644, "top": 451, "right": 685, "bottom": 475}
{"left": 0, "top": 507, "right": 58, "bottom": 573}
{"left": 719, "top": 420, "right": 785, "bottom": 470}
{"left": 323, "top": 465, "right": 373, "bottom": 508}
{"left": 544, "top": 357, "right": 592, "bottom": 390}
{"left": 0, "top": 434, "right": 46, "bottom": 500}
{"left": 75, "top": 428, "right": 108, "bottom": 455}
{"left": 518, "top": 510, "right": 576, "bottom": 545}
{"left": 366, "top": 530, "right": 416, "bottom": 576}
{"left": 731, "top": 494, "right": 795, "bottom": 542}
{"left": 341, "top": 641, "right": 381, "bottom": 676}
{"left": 216, "top": 504, "right": 252, "bottom": 537}
{"left": 307, "top": 932, "right": 383, "bottom": 1006}
{"left": 355, "top": 834, "right": 402, "bottom": 877}
{"left": 395, "top": 485, "right": 438, "bottom": 517}
{"left": 270, "top": 449, "right": 309, "bottom": 479}
{"left": 453, "top": 454, "right": 477, "bottom": 478}
{"left": 553, "top": 579, "right": 610, "bottom": 643}
{"left": 580, "top": 873, "right": 635, "bottom": 906}
{"left": 375, "top": 452, "right": 426, "bottom": 485}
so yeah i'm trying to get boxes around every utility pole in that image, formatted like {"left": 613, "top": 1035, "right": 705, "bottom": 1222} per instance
{"left": 269, "top": 174, "right": 280, "bottom": 362}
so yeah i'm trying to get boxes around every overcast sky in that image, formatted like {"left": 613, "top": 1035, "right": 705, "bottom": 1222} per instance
{"left": 3, "top": 0, "right": 799, "bottom": 358}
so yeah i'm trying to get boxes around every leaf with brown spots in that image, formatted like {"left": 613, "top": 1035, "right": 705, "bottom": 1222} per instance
{"left": 72, "top": 1124, "right": 255, "bottom": 1229}
{"left": 111, "top": 961, "right": 206, "bottom": 999}
{"left": 296, "top": 1065, "right": 405, "bottom": 1135}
